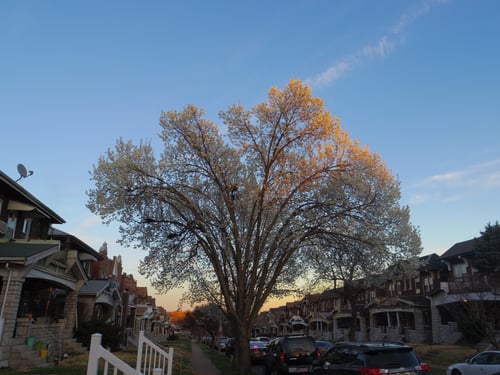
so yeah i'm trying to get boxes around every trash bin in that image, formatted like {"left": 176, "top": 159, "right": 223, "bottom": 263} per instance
{"left": 34, "top": 342, "right": 43, "bottom": 352}
{"left": 40, "top": 348, "right": 48, "bottom": 359}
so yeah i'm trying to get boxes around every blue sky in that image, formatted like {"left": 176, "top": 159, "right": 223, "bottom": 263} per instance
{"left": 1, "top": 0, "right": 499, "bottom": 310}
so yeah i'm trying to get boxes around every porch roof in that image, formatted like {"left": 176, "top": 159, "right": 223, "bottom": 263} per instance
{"left": 0, "top": 241, "right": 60, "bottom": 265}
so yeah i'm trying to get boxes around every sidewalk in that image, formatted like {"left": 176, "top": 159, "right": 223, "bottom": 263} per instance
{"left": 191, "top": 341, "right": 221, "bottom": 375}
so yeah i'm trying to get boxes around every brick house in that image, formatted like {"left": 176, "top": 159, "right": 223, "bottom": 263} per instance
{"left": 0, "top": 170, "right": 102, "bottom": 367}
{"left": 255, "top": 245, "right": 500, "bottom": 344}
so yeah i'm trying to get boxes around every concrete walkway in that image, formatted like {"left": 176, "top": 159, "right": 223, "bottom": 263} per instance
{"left": 191, "top": 342, "right": 221, "bottom": 375}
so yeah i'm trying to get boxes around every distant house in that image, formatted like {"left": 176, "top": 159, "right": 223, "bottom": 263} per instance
{"left": 429, "top": 238, "right": 500, "bottom": 344}
{"left": 77, "top": 279, "right": 122, "bottom": 325}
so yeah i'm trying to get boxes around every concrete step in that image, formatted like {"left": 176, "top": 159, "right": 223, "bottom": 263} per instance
{"left": 63, "top": 338, "right": 87, "bottom": 355}
{"left": 9, "top": 343, "right": 53, "bottom": 368}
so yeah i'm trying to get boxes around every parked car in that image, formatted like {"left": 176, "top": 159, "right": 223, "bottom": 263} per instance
{"left": 265, "top": 334, "right": 320, "bottom": 374}
{"left": 250, "top": 340, "right": 269, "bottom": 364}
{"left": 311, "top": 341, "right": 430, "bottom": 375}
{"left": 216, "top": 336, "right": 228, "bottom": 351}
{"left": 224, "top": 337, "right": 236, "bottom": 357}
{"left": 257, "top": 336, "right": 271, "bottom": 345}
{"left": 447, "top": 350, "right": 500, "bottom": 375}
{"left": 315, "top": 340, "right": 333, "bottom": 355}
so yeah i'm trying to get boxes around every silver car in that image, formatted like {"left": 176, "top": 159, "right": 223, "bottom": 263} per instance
{"left": 447, "top": 351, "right": 500, "bottom": 375}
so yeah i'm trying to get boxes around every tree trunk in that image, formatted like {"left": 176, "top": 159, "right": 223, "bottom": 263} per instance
{"left": 229, "top": 318, "right": 252, "bottom": 375}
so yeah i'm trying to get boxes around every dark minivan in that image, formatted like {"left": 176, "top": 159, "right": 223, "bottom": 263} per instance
{"left": 265, "top": 334, "right": 320, "bottom": 374}
{"left": 311, "top": 341, "right": 431, "bottom": 375}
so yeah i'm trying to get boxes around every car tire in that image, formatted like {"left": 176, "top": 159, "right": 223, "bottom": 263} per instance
{"left": 451, "top": 369, "right": 462, "bottom": 375}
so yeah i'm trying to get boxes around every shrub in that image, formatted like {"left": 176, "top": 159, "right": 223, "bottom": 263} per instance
{"left": 75, "top": 317, "right": 122, "bottom": 351}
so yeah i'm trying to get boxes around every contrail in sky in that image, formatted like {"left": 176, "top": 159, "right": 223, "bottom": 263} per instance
{"left": 305, "top": 0, "right": 448, "bottom": 88}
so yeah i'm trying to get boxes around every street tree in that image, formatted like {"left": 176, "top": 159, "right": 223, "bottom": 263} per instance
{"left": 86, "top": 79, "right": 395, "bottom": 372}
{"left": 180, "top": 303, "right": 226, "bottom": 347}
{"left": 307, "top": 158, "right": 421, "bottom": 340}
{"left": 472, "top": 221, "right": 500, "bottom": 276}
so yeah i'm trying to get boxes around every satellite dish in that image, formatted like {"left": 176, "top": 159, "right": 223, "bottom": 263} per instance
{"left": 18, "top": 164, "right": 28, "bottom": 178}
{"left": 15, "top": 163, "right": 33, "bottom": 182}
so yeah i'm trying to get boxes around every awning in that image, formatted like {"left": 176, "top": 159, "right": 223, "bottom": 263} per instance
{"left": 8, "top": 200, "right": 36, "bottom": 212}
{"left": 0, "top": 241, "right": 60, "bottom": 265}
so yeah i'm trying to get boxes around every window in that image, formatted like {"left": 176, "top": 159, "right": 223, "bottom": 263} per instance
{"left": 453, "top": 262, "right": 467, "bottom": 278}
{"left": 472, "top": 353, "right": 489, "bottom": 364}
{"left": 22, "top": 218, "right": 32, "bottom": 239}
{"left": 424, "top": 275, "right": 432, "bottom": 293}
{"left": 6, "top": 214, "right": 16, "bottom": 239}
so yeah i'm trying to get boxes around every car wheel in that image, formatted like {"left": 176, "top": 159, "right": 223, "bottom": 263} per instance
{"left": 451, "top": 369, "right": 462, "bottom": 375}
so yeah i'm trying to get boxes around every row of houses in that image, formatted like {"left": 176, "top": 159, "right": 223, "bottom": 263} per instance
{"left": 254, "top": 238, "right": 500, "bottom": 345}
{"left": 0, "top": 169, "right": 168, "bottom": 368}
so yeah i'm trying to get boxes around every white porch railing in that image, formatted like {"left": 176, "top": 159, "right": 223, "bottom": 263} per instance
{"left": 136, "top": 331, "right": 173, "bottom": 375}
{"left": 87, "top": 333, "right": 144, "bottom": 375}
{"left": 87, "top": 331, "right": 173, "bottom": 375}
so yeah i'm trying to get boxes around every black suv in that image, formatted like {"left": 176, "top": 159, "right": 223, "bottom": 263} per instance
{"left": 311, "top": 341, "right": 431, "bottom": 375}
{"left": 265, "top": 335, "right": 320, "bottom": 374}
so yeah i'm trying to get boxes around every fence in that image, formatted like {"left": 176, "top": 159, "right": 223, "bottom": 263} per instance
{"left": 87, "top": 331, "right": 173, "bottom": 375}
{"left": 136, "top": 331, "right": 173, "bottom": 375}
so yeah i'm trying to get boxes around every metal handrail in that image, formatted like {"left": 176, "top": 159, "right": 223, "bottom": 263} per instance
{"left": 28, "top": 318, "right": 63, "bottom": 362}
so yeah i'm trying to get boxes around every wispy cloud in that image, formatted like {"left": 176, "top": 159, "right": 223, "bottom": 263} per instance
{"left": 305, "top": 0, "right": 448, "bottom": 88}
{"left": 408, "top": 159, "right": 500, "bottom": 205}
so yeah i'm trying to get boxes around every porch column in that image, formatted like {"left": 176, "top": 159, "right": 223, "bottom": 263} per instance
{"left": 63, "top": 290, "right": 78, "bottom": 339}
{"left": 369, "top": 313, "right": 375, "bottom": 341}
{"left": 413, "top": 309, "right": 425, "bottom": 342}
{"left": 430, "top": 304, "right": 441, "bottom": 344}
{"left": 358, "top": 316, "right": 367, "bottom": 341}
{"left": 0, "top": 278, "right": 24, "bottom": 345}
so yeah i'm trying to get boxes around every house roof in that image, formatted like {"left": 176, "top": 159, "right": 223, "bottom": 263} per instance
{"left": 48, "top": 227, "right": 103, "bottom": 260}
{"left": 440, "top": 238, "right": 478, "bottom": 260}
{"left": 79, "top": 279, "right": 122, "bottom": 306}
{"left": 0, "top": 240, "right": 60, "bottom": 265}
{"left": 0, "top": 170, "right": 65, "bottom": 224}
{"left": 419, "top": 253, "right": 447, "bottom": 271}
{"left": 79, "top": 279, "right": 111, "bottom": 294}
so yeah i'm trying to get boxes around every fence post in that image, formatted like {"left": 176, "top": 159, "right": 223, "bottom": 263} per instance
{"left": 167, "top": 347, "right": 174, "bottom": 375}
{"left": 136, "top": 330, "right": 144, "bottom": 372}
{"left": 86, "top": 333, "right": 102, "bottom": 375}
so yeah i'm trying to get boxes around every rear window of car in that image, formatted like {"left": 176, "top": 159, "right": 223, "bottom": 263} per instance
{"left": 250, "top": 341, "right": 267, "bottom": 349}
{"left": 282, "top": 337, "right": 316, "bottom": 354}
{"left": 364, "top": 349, "right": 419, "bottom": 368}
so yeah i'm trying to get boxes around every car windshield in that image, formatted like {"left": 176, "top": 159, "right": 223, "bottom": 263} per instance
{"left": 365, "top": 349, "right": 419, "bottom": 368}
